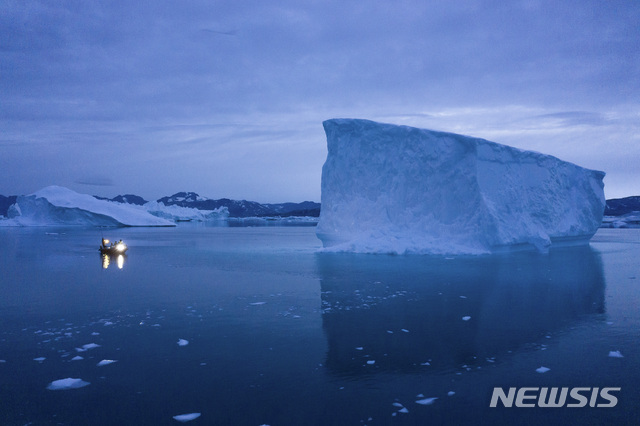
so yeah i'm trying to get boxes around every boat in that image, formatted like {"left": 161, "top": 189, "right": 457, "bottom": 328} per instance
{"left": 99, "top": 238, "right": 128, "bottom": 255}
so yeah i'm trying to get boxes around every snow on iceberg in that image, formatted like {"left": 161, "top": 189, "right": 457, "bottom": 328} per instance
{"left": 316, "top": 119, "right": 606, "bottom": 254}
{"left": 4, "top": 186, "right": 175, "bottom": 227}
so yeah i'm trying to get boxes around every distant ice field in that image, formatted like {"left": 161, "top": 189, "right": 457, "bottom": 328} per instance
{"left": 0, "top": 225, "right": 637, "bottom": 425}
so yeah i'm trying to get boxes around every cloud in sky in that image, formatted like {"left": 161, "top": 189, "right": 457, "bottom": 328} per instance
{"left": 1, "top": 0, "right": 638, "bottom": 201}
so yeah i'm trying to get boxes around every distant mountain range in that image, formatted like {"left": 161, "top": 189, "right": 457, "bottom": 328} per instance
{"left": 604, "top": 196, "right": 640, "bottom": 216}
{"left": 93, "top": 191, "right": 321, "bottom": 218}
{"left": 3, "top": 192, "right": 639, "bottom": 219}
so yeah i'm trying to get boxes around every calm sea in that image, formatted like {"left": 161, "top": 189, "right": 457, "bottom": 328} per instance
{"left": 0, "top": 225, "right": 638, "bottom": 425}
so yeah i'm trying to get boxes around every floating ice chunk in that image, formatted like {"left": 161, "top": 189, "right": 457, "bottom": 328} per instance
{"left": 420, "top": 362, "right": 430, "bottom": 366}
{"left": 82, "top": 343, "right": 100, "bottom": 350}
{"left": 47, "top": 378, "right": 90, "bottom": 390}
{"left": 355, "top": 347, "right": 364, "bottom": 351}
{"left": 462, "top": 316, "right": 471, "bottom": 321}
{"left": 172, "top": 413, "right": 201, "bottom": 422}
{"left": 103, "top": 321, "right": 114, "bottom": 326}
{"left": 386, "top": 330, "right": 393, "bottom": 334}
{"left": 0, "top": 360, "right": 6, "bottom": 363}
{"left": 447, "top": 391, "right": 456, "bottom": 396}
{"left": 177, "top": 339, "right": 189, "bottom": 347}
{"left": 367, "top": 360, "right": 376, "bottom": 365}
{"left": 398, "top": 407, "right": 409, "bottom": 414}
{"left": 401, "top": 329, "right": 409, "bottom": 333}
{"left": 97, "top": 359, "right": 117, "bottom": 366}
{"left": 71, "top": 356, "right": 84, "bottom": 361}
{"left": 416, "top": 397, "right": 438, "bottom": 405}
{"left": 536, "top": 366, "right": 550, "bottom": 373}
{"left": 249, "top": 302, "right": 266, "bottom": 306}
{"left": 91, "top": 332, "right": 100, "bottom": 335}
{"left": 392, "top": 402, "right": 404, "bottom": 408}
{"left": 33, "top": 357, "right": 46, "bottom": 362}
{"left": 316, "top": 119, "right": 605, "bottom": 255}
{"left": 608, "top": 350, "right": 624, "bottom": 358}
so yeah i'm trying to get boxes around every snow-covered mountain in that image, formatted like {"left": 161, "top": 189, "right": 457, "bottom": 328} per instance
{"left": 94, "top": 194, "right": 147, "bottom": 206}
{"left": 155, "top": 192, "right": 320, "bottom": 218}
{"left": 604, "top": 196, "right": 640, "bottom": 216}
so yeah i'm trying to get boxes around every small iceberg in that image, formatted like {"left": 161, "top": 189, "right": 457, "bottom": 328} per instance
{"left": 608, "top": 350, "right": 624, "bottom": 358}
{"left": 47, "top": 378, "right": 90, "bottom": 390}
{"left": 178, "top": 339, "right": 189, "bottom": 347}
{"left": 416, "top": 397, "right": 438, "bottom": 405}
{"left": 71, "top": 356, "right": 84, "bottom": 361}
{"left": 462, "top": 316, "right": 471, "bottom": 321}
{"left": 536, "top": 366, "right": 550, "bottom": 373}
{"left": 173, "top": 413, "right": 201, "bottom": 422}
{"left": 97, "top": 359, "right": 118, "bottom": 366}
{"left": 33, "top": 357, "right": 46, "bottom": 362}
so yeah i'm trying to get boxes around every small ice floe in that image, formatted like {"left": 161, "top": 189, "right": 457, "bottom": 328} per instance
{"left": 249, "top": 302, "right": 266, "bottom": 306}
{"left": 447, "top": 391, "right": 456, "bottom": 396}
{"left": 536, "top": 366, "right": 550, "bottom": 373}
{"left": 355, "top": 347, "right": 364, "bottom": 351}
{"left": 0, "top": 360, "right": 6, "bottom": 363}
{"left": 401, "top": 329, "right": 409, "bottom": 333}
{"left": 420, "top": 362, "right": 430, "bottom": 366}
{"left": 386, "top": 330, "right": 394, "bottom": 334}
{"left": 392, "top": 402, "right": 404, "bottom": 408}
{"left": 75, "top": 343, "right": 100, "bottom": 352}
{"left": 91, "top": 332, "right": 100, "bottom": 336}
{"left": 47, "top": 378, "right": 90, "bottom": 390}
{"left": 459, "top": 296, "right": 467, "bottom": 299}
{"left": 416, "top": 397, "right": 438, "bottom": 405}
{"left": 71, "top": 356, "right": 84, "bottom": 361}
{"left": 97, "top": 359, "right": 117, "bottom": 367}
{"left": 172, "top": 412, "right": 201, "bottom": 422}
{"left": 33, "top": 357, "right": 46, "bottom": 362}
{"left": 398, "top": 407, "right": 409, "bottom": 413}
{"left": 103, "top": 321, "right": 114, "bottom": 326}
{"left": 608, "top": 350, "right": 624, "bottom": 358}
{"left": 462, "top": 316, "right": 471, "bottom": 321}
{"left": 177, "top": 339, "right": 189, "bottom": 347}
{"left": 366, "top": 360, "right": 376, "bottom": 365}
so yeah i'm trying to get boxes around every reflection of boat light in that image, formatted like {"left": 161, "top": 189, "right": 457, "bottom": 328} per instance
{"left": 101, "top": 253, "right": 127, "bottom": 269}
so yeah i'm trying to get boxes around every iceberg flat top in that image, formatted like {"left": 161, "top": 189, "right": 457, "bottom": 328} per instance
{"left": 317, "top": 119, "right": 605, "bottom": 254}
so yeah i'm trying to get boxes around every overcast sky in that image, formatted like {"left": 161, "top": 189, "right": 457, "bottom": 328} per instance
{"left": 1, "top": 0, "right": 638, "bottom": 202}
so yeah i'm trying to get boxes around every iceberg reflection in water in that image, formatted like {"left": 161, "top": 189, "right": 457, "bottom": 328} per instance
{"left": 317, "top": 246, "right": 605, "bottom": 375}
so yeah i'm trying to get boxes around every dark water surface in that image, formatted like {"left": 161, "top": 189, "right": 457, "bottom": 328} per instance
{"left": 0, "top": 226, "right": 638, "bottom": 425}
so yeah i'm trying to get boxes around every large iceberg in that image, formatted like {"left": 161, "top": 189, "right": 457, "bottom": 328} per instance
{"left": 4, "top": 186, "right": 175, "bottom": 227}
{"left": 316, "top": 119, "right": 605, "bottom": 254}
